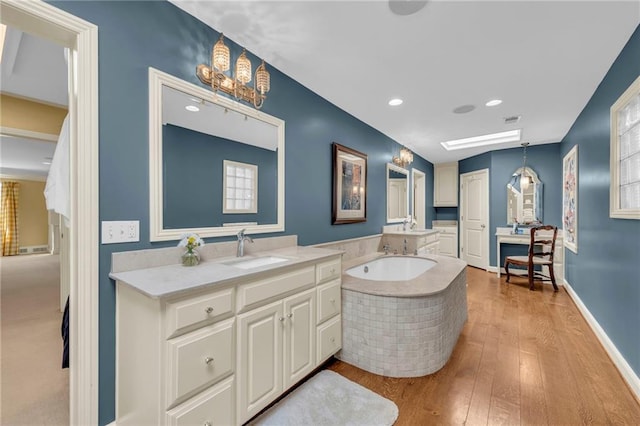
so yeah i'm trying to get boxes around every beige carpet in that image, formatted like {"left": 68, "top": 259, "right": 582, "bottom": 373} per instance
{"left": 0, "top": 254, "right": 69, "bottom": 425}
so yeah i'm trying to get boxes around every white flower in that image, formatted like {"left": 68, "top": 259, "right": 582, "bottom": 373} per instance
{"left": 178, "top": 233, "right": 204, "bottom": 249}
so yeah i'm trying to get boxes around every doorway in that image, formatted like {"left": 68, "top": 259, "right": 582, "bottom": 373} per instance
{"left": 412, "top": 168, "right": 426, "bottom": 229}
{"left": 0, "top": 1, "right": 99, "bottom": 423}
{"left": 460, "top": 169, "right": 489, "bottom": 269}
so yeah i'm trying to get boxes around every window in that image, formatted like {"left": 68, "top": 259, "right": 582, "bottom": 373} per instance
{"left": 223, "top": 160, "right": 257, "bottom": 214}
{"left": 610, "top": 75, "right": 640, "bottom": 219}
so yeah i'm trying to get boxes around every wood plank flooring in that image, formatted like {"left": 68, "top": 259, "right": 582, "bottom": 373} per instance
{"left": 327, "top": 266, "right": 640, "bottom": 425}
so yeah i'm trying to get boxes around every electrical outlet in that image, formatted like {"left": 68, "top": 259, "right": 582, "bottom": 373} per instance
{"left": 102, "top": 220, "right": 140, "bottom": 244}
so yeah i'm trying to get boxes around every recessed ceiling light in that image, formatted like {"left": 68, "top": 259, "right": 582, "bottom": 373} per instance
{"left": 441, "top": 129, "right": 521, "bottom": 151}
{"left": 485, "top": 99, "right": 502, "bottom": 107}
{"left": 388, "top": 98, "right": 403, "bottom": 106}
{"left": 185, "top": 105, "right": 200, "bottom": 112}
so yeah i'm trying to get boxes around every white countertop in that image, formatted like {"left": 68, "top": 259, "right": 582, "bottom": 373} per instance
{"left": 110, "top": 245, "right": 342, "bottom": 299}
{"left": 382, "top": 228, "right": 440, "bottom": 236}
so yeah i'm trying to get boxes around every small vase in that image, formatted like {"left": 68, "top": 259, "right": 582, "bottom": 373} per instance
{"left": 182, "top": 249, "right": 200, "bottom": 266}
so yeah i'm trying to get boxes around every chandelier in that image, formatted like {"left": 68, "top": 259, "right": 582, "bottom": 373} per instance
{"left": 196, "top": 34, "right": 271, "bottom": 109}
{"left": 520, "top": 142, "right": 532, "bottom": 189}
{"left": 392, "top": 147, "right": 414, "bottom": 168}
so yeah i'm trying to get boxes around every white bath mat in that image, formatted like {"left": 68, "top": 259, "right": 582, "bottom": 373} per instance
{"left": 250, "top": 370, "right": 398, "bottom": 426}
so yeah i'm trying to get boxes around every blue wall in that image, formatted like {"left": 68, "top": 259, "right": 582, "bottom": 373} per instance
{"left": 456, "top": 144, "right": 563, "bottom": 266}
{"left": 560, "top": 25, "right": 640, "bottom": 375}
{"left": 48, "top": 1, "right": 434, "bottom": 423}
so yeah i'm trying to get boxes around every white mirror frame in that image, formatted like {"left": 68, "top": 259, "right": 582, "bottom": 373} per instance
{"left": 149, "top": 68, "right": 285, "bottom": 241}
{"left": 386, "top": 163, "right": 410, "bottom": 223}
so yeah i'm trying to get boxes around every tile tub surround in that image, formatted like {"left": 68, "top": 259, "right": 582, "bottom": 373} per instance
{"left": 313, "top": 234, "right": 383, "bottom": 262}
{"left": 338, "top": 254, "right": 467, "bottom": 377}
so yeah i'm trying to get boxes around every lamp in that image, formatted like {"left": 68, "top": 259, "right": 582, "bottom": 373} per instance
{"left": 392, "top": 147, "right": 414, "bottom": 168}
{"left": 196, "top": 34, "right": 271, "bottom": 109}
{"left": 520, "top": 142, "right": 532, "bottom": 189}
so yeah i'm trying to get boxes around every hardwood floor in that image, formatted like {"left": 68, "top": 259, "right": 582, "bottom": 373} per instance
{"left": 327, "top": 266, "right": 640, "bottom": 425}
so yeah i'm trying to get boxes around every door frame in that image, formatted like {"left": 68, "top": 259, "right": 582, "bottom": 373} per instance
{"left": 411, "top": 168, "right": 426, "bottom": 229}
{"left": 459, "top": 168, "right": 490, "bottom": 270}
{"left": 0, "top": 1, "right": 99, "bottom": 424}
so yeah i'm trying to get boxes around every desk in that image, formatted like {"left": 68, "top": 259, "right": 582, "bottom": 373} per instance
{"left": 495, "top": 227, "right": 563, "bottom": 281}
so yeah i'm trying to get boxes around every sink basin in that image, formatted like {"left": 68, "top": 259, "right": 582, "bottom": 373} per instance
{"left": 224, "top": 256, "right": 289, "bottom": 269}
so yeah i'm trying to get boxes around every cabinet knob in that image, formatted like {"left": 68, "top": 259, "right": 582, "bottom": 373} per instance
{"left": 287, "top": 313, "right": 293, "bottom": 318}
{"left": 330, "top": 298, "right": 335, "bottom": 304}
{"left": 205, "top": 307, "right": 214, "bottom": 314}
{"left": 204, "top": 357, "right": 214, "bottom": 365}
{"left": 329, "top": 337, "right": 335, "bottom": 343}
{"left": 204, "top": 422, "right": 212, "bottom": 426}
{"left": 330, "top": 268, "right": 336, "bottom": 274}
{"left": 279, "top": 317, "right": 285, "bottom": 322}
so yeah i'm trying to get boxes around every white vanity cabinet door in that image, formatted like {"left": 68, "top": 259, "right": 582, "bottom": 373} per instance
{"left": 166, "top": 318, "right": 235, "bottom": 409}
{"left": 438, "top": 232, "right": 456, "bottom": 256}
{"left": 317, "top": 279, "right": 341, "bottom": 324}
{"left": 283, "top": 288, "right": 316, "bottom": 390}
{"left": 166, "top": 377, "right": 234, "bottom": 426}
{"left": 434, "top": 162, "right": 459, "bottom": 207}
{"left": 237, "top": 300, "right": 283, "bottom": 424}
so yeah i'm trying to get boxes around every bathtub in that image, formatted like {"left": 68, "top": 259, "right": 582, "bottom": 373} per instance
{"left": 338, "top": 254, "right": 467, "bottom": 377}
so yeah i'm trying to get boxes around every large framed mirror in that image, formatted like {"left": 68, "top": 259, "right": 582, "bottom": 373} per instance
{"left": 149, "top": 68, "right": 285, "bottom": 241}
{"left": 506, "top": 166, "right": 543, "bottom": 225}
{"left": 386, "top": 163, "right": 409, "bottom": 223}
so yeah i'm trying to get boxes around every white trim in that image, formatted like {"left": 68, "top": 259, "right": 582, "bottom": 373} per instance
{"left": 563, "top": 278, "right": 640, "bottom": 400}
{"left": 0, "top": 1, "right": 100, "bottom": 425}
{"left": 0, "top": 173, "right": 47, "bottom": 182}
{"left": 411, "top": 167, "right": 426, "bottom": 229}
{"left": 610, "top": 75, "right": 640, "bottom": 219}
{"left": 0, "top": 126, "right": 58, "bottom": 142}
{"left": 149, "top": 68, "right": 285, "bottom": 241}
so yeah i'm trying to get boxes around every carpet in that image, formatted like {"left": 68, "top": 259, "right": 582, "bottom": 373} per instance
{"left": 250, "top": 370, "right": 399, "bottom": 426}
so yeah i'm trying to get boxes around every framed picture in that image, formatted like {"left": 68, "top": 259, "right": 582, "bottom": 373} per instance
{"left": 563, "top": 145, "right": 578, "bottom": 253}
{"left": 332, "top": 142, "right": 367, "bottom": 224}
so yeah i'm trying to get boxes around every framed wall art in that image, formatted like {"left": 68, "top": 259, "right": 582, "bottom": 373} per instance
{"left": 332, "top": 142, "right": 367, "bottom": 224}
{"left": 563, "top": 145, "right": 578, "bottom": 253}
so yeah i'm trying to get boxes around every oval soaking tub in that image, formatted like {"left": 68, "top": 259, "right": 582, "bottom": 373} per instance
{"left": 338, "top": 254, "right": 467, "bottom": 378}
{"left": 345, "top": 256, "right": 436, "bottom": 281}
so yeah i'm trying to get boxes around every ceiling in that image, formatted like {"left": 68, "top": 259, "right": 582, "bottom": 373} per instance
{"left": 170, "top": 0, "right": 640, "bottom": 163}
{"left": 0, "top": 26, "right": 67, "bottom": 179}
{"left": 1, "top": 2, "right": 638, "bottom": 177}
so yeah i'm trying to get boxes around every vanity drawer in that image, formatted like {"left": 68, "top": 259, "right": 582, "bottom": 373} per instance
{"left": 317, "top": 315, "right": 342, "bottom": 364}
{"left": 316, "top": 257, "right": 341, "bottom": 284}
{"left": 166, "top": 318, "right": 234, "bottom": 409}
{"left": 166, "top": 376, "right": 234, "bottom": 426}
{"left": 166, "top": 288, "right": 234, "bottom": 339}
{"left": 317, "top": 279, "right": 341, "bottom": 324}
{"left": 237, "top": 266, "right": 315, "bottom": 313}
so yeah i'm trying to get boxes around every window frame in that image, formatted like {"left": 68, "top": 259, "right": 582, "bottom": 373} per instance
{"left": 610, "top": 75, "right": 640, "bottom": 220}
{"left": 223, "top": 159, "right": 258, "bottom": 214}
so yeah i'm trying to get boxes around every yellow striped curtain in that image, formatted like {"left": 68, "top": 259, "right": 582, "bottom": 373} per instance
{"left": 1, "top": 181, "right": 20, "bottom": 256}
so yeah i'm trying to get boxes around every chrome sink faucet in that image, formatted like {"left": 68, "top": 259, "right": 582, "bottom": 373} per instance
{"left": 237, "top": 229, "right": 253, "bottom": 257}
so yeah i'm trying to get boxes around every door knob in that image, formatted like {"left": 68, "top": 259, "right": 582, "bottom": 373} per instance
{"left": 481, "top": 224, "right": 486, "bottom": 229}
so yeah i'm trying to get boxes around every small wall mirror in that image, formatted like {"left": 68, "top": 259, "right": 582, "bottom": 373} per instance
{"left": 386, "top": 163, "right": 409, "bottom": 223}
{"left": 506, "top": 166, "right": 543, "bottom": 225}
{"left": 149, "top": 68, "right": 285, "bottom": 241}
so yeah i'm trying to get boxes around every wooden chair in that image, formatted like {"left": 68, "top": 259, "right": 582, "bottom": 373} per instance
{"left": 504, "top": 225, "right": 558, "bottom": 291}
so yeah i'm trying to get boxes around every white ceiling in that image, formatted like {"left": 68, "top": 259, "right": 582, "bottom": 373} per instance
{"left": 170, "top": 0, "right": 640, "bottom": 163}
{"left": 0, "top": 26, "right": 67, "bottom": 179}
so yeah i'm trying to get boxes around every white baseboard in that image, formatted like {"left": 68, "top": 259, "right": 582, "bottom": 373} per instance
{"left": 563, "top": 278, "right": 640, "bottom": 401}
{"left": 487, "top": 266, "right": 498, "bottom": 273}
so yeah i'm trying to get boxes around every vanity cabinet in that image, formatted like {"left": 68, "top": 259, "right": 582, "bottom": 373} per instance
{"left": 417, "top": 232, "right": 440, "bottom": 255}
{"left": 434, "top": 162, "right": 459, "bottom": 207}
{"left": 434, "top": 225, "right": 458, "bottom": 258}
{"left": 115, "top": 253, "right": 342, "bottom": 426}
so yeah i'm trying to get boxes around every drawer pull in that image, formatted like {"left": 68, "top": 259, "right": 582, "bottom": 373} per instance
{"left": 204, "top": 422, "right": 212, "bottom": 426}
{"left": 330, "top": 268, "right": 336, "bottom": 274}
{"left": 204, "top": 357, "right": 214, "bottom": 365}
{"left": 205, "top": 306, "right": 214, "bottom": 314}
{"left": 287, "top": 313, "right": 293, "bottom": 318}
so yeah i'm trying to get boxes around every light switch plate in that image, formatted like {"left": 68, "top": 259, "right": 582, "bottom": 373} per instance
{"left": 101, "top": 220, "right": 140, "bottom": 244}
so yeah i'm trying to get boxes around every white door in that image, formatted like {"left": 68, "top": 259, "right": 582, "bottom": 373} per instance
{"left": 460, "top": 169, "right": 489, "bottom": 269}
{"left": 412, "top": 169, "right": 426, "bottom": 229}
{"left": 237, "top": 300, "right": 283, "bottom": 424}
{"left": 283, "top": 288, "right": 315, "bottom": 390}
